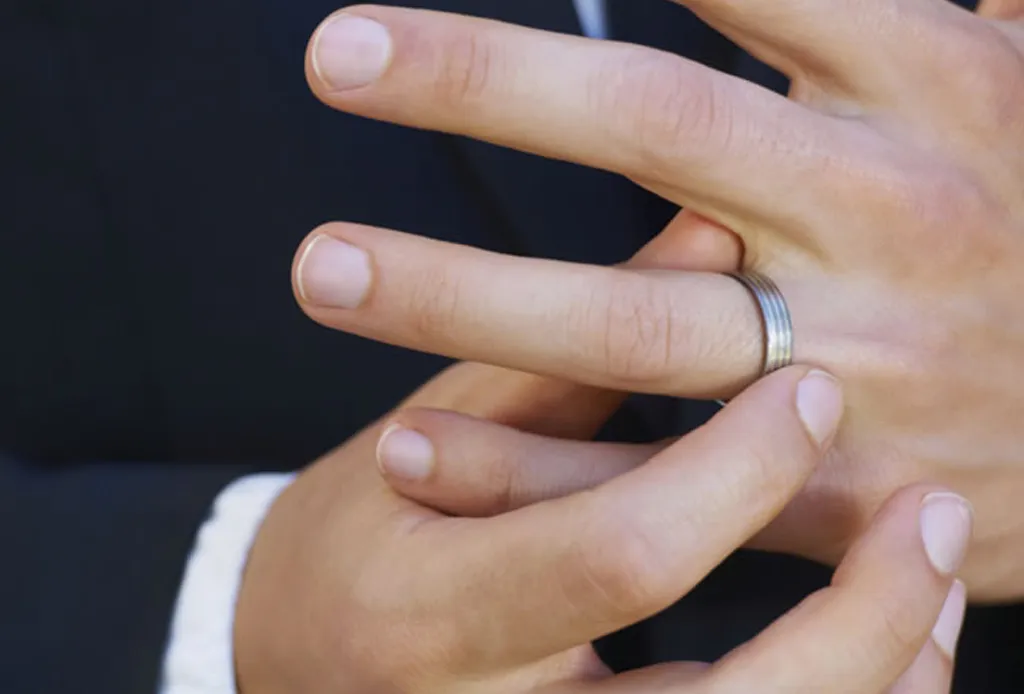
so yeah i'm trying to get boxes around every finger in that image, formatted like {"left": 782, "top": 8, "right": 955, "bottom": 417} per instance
{"left": 886, "top": 645, "right": 950, "bottom": 694}
{"left": 633, "top": 209, "right": 744, "bottom": 272}
{"left": 669, "top": 0, "right": 970, "bottom": 93}
{"left": 305, "top": 6, "right": 840, "bottom": 222}
{"left": 977, "top": 0, "right": 1024, "bottom": 19}
{"left": 382, "top": 220, "right": 741, "bottom": 514}
{"left": 294, "top": 225, "right": 764, "bottom": 400}
{"left": 887, "top": 580, "right": 966, "bottom": 694}
{"left": 542, "top": 662, "right": 710, "bottom": 694}
{"left": 400, "top": 367, "right": 843, "bottom": 670}
{"left": 400, "top": 361, "right": 625, "bottom": 440}
{"left": 709, "top": 485, "right": 972, "bottom": 693}
{"left": 393, "top": 209, "right": 745, "bottom": 448}
{"left": 400, "top": 211, "right": 745, "bottom": 433}
{"left": 377, "top": 409, "right": 662, "bottom": 516}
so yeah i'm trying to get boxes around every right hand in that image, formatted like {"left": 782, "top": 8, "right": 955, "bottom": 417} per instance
{"left": 234, "top": 362, "right": 971, "bottom": 694}
{"left": 297, "top": 2, "right": 1024, "bottom": 601}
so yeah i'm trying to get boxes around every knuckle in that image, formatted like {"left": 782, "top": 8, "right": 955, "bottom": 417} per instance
{"left": 591, "top": 50, "right": 732, "bottom": 176}
{"left": 570, "top": 274, "right": 684, "bottom": 384}
{"left": 407, "top": 265, "right": 465, "bottom": 338}
{"left": 565, "top": 510, "right": 675, "bottom": 617}
{"left": 732, "top": 436, "right": 796, "bottom": 491}
{"left": 933, "top": 23, "right": 1024, "bottom": 126}
{"left": 480, "top": 449, "right": 517, "bottom": 514}
{"left": 858, "top": 592, "right": 930, "bottom": 663}
{"left": 886, "top": 168, "right": 965, "bottom": 236}
{"left": 434, "top": 30, "right": 503, "bottom": 108}
{"left": 856, "top": 153, "right": 994, "bottom": 255}
{"left": 711, "top": 424, "right": 815, "bottom": 509}
{"left": 345, "top": 551, "right": 463, "bottom": 684}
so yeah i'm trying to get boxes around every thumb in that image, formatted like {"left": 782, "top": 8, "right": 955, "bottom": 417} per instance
{"left": 709, "top": 485, "right": 971, "bottom": 693}
{"left": 405, "top": 367, "right": 843, "bottom": 670}
{"left": 887, "top": 580, "right": 967, "bottom": 694}
{"left": 399, "top": 361, "right": 624, "bottom": 439}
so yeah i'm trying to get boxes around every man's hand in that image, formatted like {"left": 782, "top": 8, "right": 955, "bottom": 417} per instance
{"left": 292, "top": 3, "right": 1024, "bottom": 599}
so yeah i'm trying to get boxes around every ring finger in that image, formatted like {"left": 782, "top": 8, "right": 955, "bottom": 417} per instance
{"left": 294, "top": 223, "right": 770, "bottom": 399}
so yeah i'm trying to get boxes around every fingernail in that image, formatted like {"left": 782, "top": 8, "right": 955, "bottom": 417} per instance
{"left": 920, "top": 492, "right": 974, "bottom": 576}
{"left": 796, "top": 370, "right": 844, "bottom": 447}
{"left": 296, "top": 235, "right": 372, "bottom": 309}
{"left": 311, "top": 14, "right": 392, "bottom": 91}
{"left": 932, "top": 580, "right": 967, "bottom": 660}
{"left": 377, "top": 425, "right": 435, "bottom": 481}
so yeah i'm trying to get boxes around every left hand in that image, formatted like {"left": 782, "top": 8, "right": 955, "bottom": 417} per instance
{"left": 292, "top": 2, "right": 1024, "bottom": 599}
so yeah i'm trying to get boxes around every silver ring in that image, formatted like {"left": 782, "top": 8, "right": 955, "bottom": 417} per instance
{"left": 726, "top": 271, "right": 794, "bottom": 377}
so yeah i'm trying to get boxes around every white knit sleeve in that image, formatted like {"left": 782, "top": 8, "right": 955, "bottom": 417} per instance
{"left": 159, "top": 473, "right": 296, "bottom": 694}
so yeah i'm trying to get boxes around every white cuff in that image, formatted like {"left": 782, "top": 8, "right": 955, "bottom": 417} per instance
{"left": 160, "top": 473, "right": 296, "bottom": 694}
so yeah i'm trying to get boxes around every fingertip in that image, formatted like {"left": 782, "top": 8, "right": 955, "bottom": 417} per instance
{"left": 920, "top": 492, "right": 974, "bottom": 577}
{"left": 376, "top": 423, "right": 436, "bottom": 482}
{"left": 713, "top": 484, "right": 968, "bottom": 692}
{"left": 307, "top": 9, "right": 394, "bottom": 94}
{"left": 293, "top": 230, "right": 374, "bottom": 310}
{"left": 932, "top": 579, "right": 967, "bottom": 661}
{"left": 292, "top": 234, "right": 324, "bottom": 303}
{"left": 795, "top": 369, "right": 844, "bottom": 448}
{"left": 831, "top": 484, "right": 968, "bottom": 584}
{"left": 716, "top": 366, "right": 843, "bottom": 453}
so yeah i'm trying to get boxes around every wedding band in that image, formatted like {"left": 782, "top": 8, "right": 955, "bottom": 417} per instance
{"left": 727, "top": 271, "right": 794, "bottom": 377}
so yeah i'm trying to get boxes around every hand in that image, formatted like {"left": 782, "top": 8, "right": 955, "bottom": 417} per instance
{"left": 293, "top": 3, "right": 1024, "bottom": 599}
{"left": 235, "top": 359, "right": 969, "bottom": 693}
{"left": 378, "top": 401, "right": 975, "bottom": 693}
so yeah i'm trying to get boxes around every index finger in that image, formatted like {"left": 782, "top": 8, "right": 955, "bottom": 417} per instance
{"left": 710, "top": 485, "right": 972, "bottom": 692}
{"left": 398, "top": 367, "right": 842, "bottom": 671}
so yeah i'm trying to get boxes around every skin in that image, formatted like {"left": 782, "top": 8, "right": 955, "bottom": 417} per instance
{"left": 235, "top": 360, "right": 970, "bottom": 694}
{"left": 291, "top": 1, "right": 1024, "bottom": 600}
{"left": 229, "top": 2, "right": 1024, "bottom": 691}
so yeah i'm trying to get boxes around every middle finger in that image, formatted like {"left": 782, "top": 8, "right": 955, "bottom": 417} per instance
{"left": 306, "top": 6, "right": 845, "bottom": 229}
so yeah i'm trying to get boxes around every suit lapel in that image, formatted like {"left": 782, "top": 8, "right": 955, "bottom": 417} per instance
{"left": 608, "top": 0, "right": 735, "bottom": 70}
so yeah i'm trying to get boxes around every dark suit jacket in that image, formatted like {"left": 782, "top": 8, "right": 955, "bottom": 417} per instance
{"left": 2, "top": 1, "right": 1020, "bottom": 692}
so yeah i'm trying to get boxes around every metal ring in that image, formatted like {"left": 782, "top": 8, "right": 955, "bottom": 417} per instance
{"left": 726, "top": 271, "right": 794, "bottom": 377}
